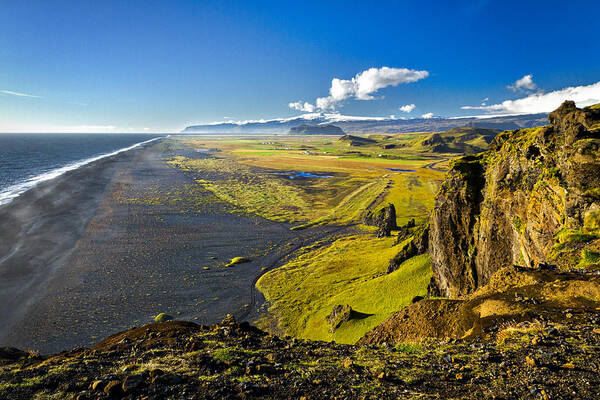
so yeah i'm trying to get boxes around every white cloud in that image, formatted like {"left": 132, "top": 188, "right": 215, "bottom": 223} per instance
{"left": 481, "top": 97, "right": 489, "bottom": 106}
{"left": 292, "top": 66, "right": 429, "bottom": 112}
{"left": 288, "top": 101, "right": 316, "bottom": 113}
{"left": 0, "top": 89, "right": 40, "bottom": 98}
{"left": 508, "top": 74, "right": 537, "bottom": 92}
{"left": 323, "top": 113, "right": 389, "bottom": 122}
{"left": 421, "top": 112, "right": 434, "bottom": 119}
{"left": 329, "top": 78, "right": 357, "bottom": 100}
{"left": 399, "top": 103, "right": 416, "bottom": 113}
{"left": 352, "top": 67, "right": 429, "bottom": 100}
{"left": 461, "top": 81, "right": 600, "bottom": 114}
{"left": 316, "top": 96, "right": 337, "bottom": 111}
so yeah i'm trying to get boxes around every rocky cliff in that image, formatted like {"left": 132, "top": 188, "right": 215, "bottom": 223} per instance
{"left": 429, "top": 101, "right": 600, "bottom": 298}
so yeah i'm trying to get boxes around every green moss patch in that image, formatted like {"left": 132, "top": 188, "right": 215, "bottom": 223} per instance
{"left": 554, "top": 229, "right": 599, "bottom": 249}
{"left": 225, "top": 257, "right": 251, "bottom": 267}
{"left": 579, "top": 249, "right": 600, "bottom": 267}
{"left": 512, "top": 216, "right": 523, "bottom": 232}
{"left": 256, "top": 234, "right": 431, "bottom": 344}
{"left": 212, "top": 346, "right": 258, "bottom": 362}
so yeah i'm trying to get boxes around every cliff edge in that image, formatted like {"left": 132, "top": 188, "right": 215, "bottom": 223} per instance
{"left": 359, "top": 102, "right": 600, "bottom": 347}
{"left": 429, "top": 101, "right": 600, "bottom": 298}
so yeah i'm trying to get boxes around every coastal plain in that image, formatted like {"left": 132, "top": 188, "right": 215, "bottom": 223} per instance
{"left": 2, "top": 103, "right": 600, "bottom": 399}
{"left": 0, "top": 133, "right": 446, "bottom": 353}
{"left": 149, "top": 134, "right": 446, "bottom": 344}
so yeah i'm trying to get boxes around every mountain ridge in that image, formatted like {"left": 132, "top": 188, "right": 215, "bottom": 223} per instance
{"left": 182, "top": 113, "right": 548, "bottom": 135}
{"left": 288, "top": 124, "right": 344, "bottom": 135}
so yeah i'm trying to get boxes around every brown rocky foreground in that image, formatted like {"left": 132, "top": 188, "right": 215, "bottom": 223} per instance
{"left": 1, "top": 314, "right": 599, "bottom": 399}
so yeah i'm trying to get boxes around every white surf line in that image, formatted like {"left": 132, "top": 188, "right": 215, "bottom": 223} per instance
{"left": 0, "top": 136, "right": 165, "bottom": 206}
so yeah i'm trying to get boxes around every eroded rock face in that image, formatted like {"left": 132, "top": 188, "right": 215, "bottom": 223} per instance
{"left": 387, "top": 223, "right": 429, "bottom": 274}
{"left": 363, "top": 203, "right": 397, "bottom": 237}
{"left": 429, "top": 101, "right": 600, "bottom": 298}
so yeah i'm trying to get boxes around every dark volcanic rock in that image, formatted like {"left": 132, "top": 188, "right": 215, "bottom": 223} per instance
{"left": 326, "top": 305, "right": 353, "bottom": 332}
{"left": 388, "top": 223, "right": 429, "bottom": 273}
{"left": 428, "top": 101, "right": 600, "bottom": 298}
{"left": 363, "top": 203, "right": 397, "bottom": 237}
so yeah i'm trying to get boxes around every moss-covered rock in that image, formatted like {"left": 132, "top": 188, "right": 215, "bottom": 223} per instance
{"left": 154, "top": 313, "right": 174, "bottom": 323}
{"left": 225, "top": 257, "right": 251, "bottom": 267}
{"left": 429, "top": 101, "right": 600, "bottom": 297}
{"left": 326, "top": 305, "right": 353, "bottom": 332}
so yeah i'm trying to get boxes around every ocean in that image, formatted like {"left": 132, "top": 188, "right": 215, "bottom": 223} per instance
{"left": 0, "top": 133, "right": 164, "bottom": 205}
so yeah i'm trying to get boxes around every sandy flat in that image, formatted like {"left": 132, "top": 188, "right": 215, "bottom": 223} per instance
{"left": 0, "top": 139, "right": 335, "bottom": 353}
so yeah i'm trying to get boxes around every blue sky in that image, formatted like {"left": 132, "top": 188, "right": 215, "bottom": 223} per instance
{"left": 1, "top": 0, "right": 599, "bottom": 132}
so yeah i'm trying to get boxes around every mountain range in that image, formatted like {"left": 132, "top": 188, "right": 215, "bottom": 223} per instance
{"left": 182, "top": 113, "right": 548, "bottom": 135}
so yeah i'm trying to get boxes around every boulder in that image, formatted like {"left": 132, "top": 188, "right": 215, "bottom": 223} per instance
{"left": 154, "top": 313, "right": 173, "bottom": 323}
{"left": 122, "top": 374, "right": 144, "bottom": 393}
{"left": 326, "top": 305, "right": 353, "bottom": 332}
{"left": 103, "top": 380, "right": 123, "bottom": 397}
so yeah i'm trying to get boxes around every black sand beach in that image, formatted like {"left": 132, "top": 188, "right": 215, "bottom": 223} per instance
{"left": 0, "top": 139, "right": 335, "bottom": 353}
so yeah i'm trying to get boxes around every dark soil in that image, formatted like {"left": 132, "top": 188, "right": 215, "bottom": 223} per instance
{"left": 1, "top": 316, "right": 599, "bottom": 399}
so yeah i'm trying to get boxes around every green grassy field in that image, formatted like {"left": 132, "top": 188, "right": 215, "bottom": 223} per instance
{"left": 256, "top": 235, "right": 432, "bottom": 344}
{"left": 169, "top": 135, "right": 444, "bottom": 226}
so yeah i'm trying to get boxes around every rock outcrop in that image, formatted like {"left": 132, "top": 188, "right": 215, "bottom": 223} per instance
{"left": 429, "top": 101, "right": 600, "bottom": 298}
{"left": 387, "top": 222, "right": 429, "bottom": 273}
{"left": 363, "top": 203, "right": 397, "bottom": 237}
{"left": 326, "top": 304, "right": 354, "bottom": 332}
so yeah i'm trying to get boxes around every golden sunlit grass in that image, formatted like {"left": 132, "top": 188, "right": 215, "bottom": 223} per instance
{"left": 168, "top": 135, "right": 444, "bottom": 226}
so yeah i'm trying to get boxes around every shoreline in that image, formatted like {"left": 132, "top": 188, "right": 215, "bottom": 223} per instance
{"left": 0, "top": 139, "right": 164, "bottom": 350}
{"left": 0, "top": 138, "right": 336, "bottom": 353}
{"left": 0, "top": 135, "right": 165, "bottom": 207}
